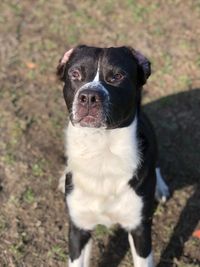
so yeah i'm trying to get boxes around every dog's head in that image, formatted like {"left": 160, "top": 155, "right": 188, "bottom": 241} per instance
{"left": 57, "top": 45, "right": 151, "bottom": 129}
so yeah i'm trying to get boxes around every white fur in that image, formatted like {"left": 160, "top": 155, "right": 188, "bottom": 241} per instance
{"left": 155, "top": 167, "right": 169, "bottom": 202}
{"left": 68, "top": 240, "right": 92, "bottom": 267}
{"left": 128, "top": 234, "right": 154, "bottom": 267}
{"left": 58, "top": 167, "right": 67, "bottom": 193}
{"left": 83, "top": 239, "right": 92, "bottom": 267}
{"left": 66, "top": 119, "right": 142, "bottom": 231}
{"left": 93, "top": 62, "right": 100, "bottom": 82}
{"left": 69, "top": 255, "right": 83, "bottom": 267}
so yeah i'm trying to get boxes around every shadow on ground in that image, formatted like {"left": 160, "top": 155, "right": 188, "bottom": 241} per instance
{"left": 97, "top": 88, "right": 200, "bottom": 267}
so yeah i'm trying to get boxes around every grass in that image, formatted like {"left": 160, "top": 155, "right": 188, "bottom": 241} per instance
{"left": 22, "top": 188, "right": 35, "bottom": 204}
{"left": 3, "top": 153, "right": 15, "bottom": 165}
{"left": 95, "top": 224, "right": 115, "bottom": 238}
{"left": 0, "top": 1, "right": 200, "bottom": 266}
{"left": 49, "top": 245, "right": 67, "bottom": 262}
{"left": 177, "top": 75, "right": 192, "bottom": 88}
{"left": 32, "top": 163, "right": 44, "bottom": 177}
{"left": 10, "top": 242, "right": 25, "bottom": 260}
{"left": 0, "top": 216, "right": 8, "bottom": 235}
{"left": 126, "top": 0, "right": 149, "bottom": 21}
{"left": 31, "top": 159, "right": 46, "bottom": 177}
{"left": 196, "top": 55, "right": 200, "bottom": 68}
{"left": 9, "top": 195, "right": 20, "bottom": 207}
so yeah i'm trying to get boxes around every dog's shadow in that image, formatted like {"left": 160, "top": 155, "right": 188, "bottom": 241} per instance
{"left": 97, "top": 88, "right": 200, "bottom": 267}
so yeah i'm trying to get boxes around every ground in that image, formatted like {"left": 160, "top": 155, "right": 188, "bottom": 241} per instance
{"left": 0, "top": 0, "right": 200, "bottom": 266}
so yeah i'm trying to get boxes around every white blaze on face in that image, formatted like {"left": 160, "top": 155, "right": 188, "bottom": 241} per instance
{"left": 93, "top": 62, "right": 100, "bottom": 82}
{"left": 72, "top": 60, "right": 109, "bottom": 125}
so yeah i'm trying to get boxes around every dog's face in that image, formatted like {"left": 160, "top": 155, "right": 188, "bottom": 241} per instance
{"left": 57, "top": 45, "right": 150, "bottom": 129}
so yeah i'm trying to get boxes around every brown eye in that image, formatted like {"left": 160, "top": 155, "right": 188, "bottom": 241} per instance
{"left": 108, "top": 72, "right": 124, "bottom": 83}
{"left": 114, "top": 73, "right": 124, "bottom": 81}
{"left": 70, "top": 69, "right": 81, "bottom": 81}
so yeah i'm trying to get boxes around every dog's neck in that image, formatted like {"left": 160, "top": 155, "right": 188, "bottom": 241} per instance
{"left": 66, "top": 116, "right": 141, "bottom": 190}
{"left": 67, "top": 116, "right": 139, "bottom": 153}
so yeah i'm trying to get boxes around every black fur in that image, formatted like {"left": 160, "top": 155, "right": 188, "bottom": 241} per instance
{"left": 130, "top": 222, "right": 152, "bottom": 258}
{"left": 65, "top": 172, "right": 73, "bottom": 196}
{"left": 68, "top": 219, "right": 91, "bottom": 262}
{"left": 57, "top": 45, "right": 150, "bottom": 129}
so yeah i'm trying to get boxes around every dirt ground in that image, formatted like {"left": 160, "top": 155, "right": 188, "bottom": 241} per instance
{"left": 0, "top": 0, "right": 200, "bottom": 266}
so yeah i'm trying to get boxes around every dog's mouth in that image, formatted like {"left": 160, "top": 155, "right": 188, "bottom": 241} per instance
{"left": 79, "top": 115, "right": 103, "bottom": 128}
{"left": 72, "top": 111, "right": 105, "bottom": 128}
{"left": 72, "top": 96, "right": 107, "bottom": 128}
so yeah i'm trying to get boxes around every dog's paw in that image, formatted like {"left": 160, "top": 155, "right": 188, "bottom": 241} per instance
{"left": 155, "top": 168, "right": 170, "bottom": 203}
{"left": 58, "top": 172, "right": 66, "bottom": 193}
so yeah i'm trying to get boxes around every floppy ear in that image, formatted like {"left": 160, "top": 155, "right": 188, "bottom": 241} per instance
{"left": 132, "top": 49, "right": 151, "bottom": 86}
{"left": 56, "top": 48, "right": 74, "bottom": 81}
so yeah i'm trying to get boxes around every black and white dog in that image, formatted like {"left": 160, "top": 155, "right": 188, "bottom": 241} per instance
{"left": 57, "top": 45, "right": 169, "bottom": 267}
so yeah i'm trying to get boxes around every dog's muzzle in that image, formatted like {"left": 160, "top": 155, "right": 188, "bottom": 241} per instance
{"left": 72, "top": 85, "right": 108, "bottom": 128}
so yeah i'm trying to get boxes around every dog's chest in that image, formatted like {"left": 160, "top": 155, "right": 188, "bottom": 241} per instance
{"left": 67, "top": 181, "right": 143, "bottom": 231}
{"left": 66, "top": 121, "right": 143, "bottom": 231}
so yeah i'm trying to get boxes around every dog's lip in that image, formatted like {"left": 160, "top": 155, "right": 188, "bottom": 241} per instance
{"left": 73, "top": 114, "right": 97, "bottom": 123}
{"left": 81, "top": 115, "right": 96, "bottom": 124}
{"left": 74, "top": 115, "right": 103, "bottom": 128}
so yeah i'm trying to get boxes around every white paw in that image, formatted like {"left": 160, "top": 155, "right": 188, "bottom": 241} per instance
{"left": 155, "top": 168, "right": 170, "bottom": 203}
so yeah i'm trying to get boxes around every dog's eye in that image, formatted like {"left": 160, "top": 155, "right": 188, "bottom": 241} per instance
{"left": 69, "top": 69, "right": 81, "bottom": 81}
{"left": 107, "top": 73, "right": 125, "bottom": 83}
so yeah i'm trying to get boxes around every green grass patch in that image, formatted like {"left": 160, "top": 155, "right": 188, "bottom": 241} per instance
{"left": 22, "top": 188, "right": 35, "bottom": 204}
{"left": 10, "top": 241, "right": 25, "bottom": 259}
{"left": 49, "top": 245, "right": 67, "bottom": 262}
{"left": 126, "top": 0, "right": 157, "bottom": 22}
{"left": 3, "top": 153, "right": 15, "bottom": 165}
{"left": 177, "top": 75, "right": 192, "bottom": 89}
{"left": 162, "top": 53, "right": 173, "bottom": 74}
{"left": 31, "top": 159, "right": 46, "bottom": 177}
{"left": 95, "top": 224, "right": 114, "bottom": 238}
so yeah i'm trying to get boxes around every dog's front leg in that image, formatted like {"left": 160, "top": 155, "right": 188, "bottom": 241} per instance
{"left": 128, "top": 222, "right": 154, "bottom": 267}
{"left": 68, "top": 220, "right": 92, "bottom": 267}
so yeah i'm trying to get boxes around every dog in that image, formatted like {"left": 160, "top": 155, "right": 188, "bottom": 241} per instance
{"left": 57, "top": 45, "right": 169, "bottom": 267}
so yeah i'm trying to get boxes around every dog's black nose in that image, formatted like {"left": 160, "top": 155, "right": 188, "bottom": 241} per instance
{"left": 78, "top": 89, "right": 105, "bottom": 108}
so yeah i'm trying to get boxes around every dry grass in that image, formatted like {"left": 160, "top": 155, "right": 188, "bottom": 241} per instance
{"left": 0, "top": 0, "right": 200, "bottom": 266}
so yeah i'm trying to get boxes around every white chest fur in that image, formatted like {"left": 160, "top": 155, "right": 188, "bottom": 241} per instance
{"left": 66, "top": 120, "right": 143, "bottom": 231}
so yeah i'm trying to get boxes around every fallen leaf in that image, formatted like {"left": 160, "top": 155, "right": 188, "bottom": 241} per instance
{"left": 26, "top": 62, "right": 37, "bottom": 69}
{"left": 192, "top": 230, "right": 200, "bottom": 239}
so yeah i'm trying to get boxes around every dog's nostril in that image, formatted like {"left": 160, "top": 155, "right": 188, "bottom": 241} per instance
{"left": 80, "top": 94, "right": 87, "bottom": 103}
{"left": 78, "top": 90, "right": 102, "bottom": 107}
{"left": 91, "top": 95, "right": 97, "bottom": 103}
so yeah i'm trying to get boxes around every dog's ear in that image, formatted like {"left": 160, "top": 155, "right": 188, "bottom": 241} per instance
{"left": 57, "top": 48, "right": 74, "bottom": 81}
{"left": 132, "top": 49, "right": 151, "bottom": 86}
{"left": 124, "top": 47, "right": 151, "bottom": 86}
